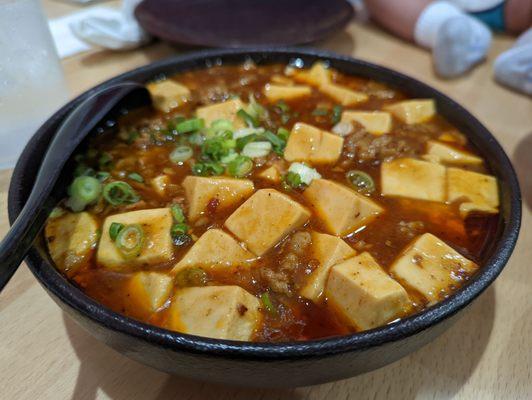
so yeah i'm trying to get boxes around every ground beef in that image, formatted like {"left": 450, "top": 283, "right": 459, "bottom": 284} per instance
{"left": 342, "top": 128, "right": 418, "bottom": 165}
{"left": 260, "top": 231, "right": 311, "bottom": 295}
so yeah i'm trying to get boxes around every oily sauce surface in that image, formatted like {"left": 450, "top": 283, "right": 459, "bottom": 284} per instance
{"left": 65, "top": 63, "right": 498, "bottom": 341}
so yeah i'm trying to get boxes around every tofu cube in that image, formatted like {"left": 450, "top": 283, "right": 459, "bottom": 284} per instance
{"left": 340, "top": 111, "right": 392, "bottom": 135}
{"left": 390, "top": 233, "right": 478, "bottom": 303}
{"left": 326, "top": 252, "right": 411, "bottom": 330}
{"left": 196, "top": 98, "right": 247, "bottom": 129}
{"left": 263, "top": 84, "right": 312, "bottom": 102}
{"left": 426, "top": 141, "right": 482, "bottom": 166}
{"left": 447, "top": 168, "right": 499, "bottom": 217}
{"left": 97, "top": 208, "right": 174, "bottom": 271}
{"left": 384, "top": 99, "right": 435, "bottom": 124}
{"left": 168, "top": 286, "right": 262, "bottom": 341}
{"left": 151, "top": 175, "right": 170, "bottom": 197}
{"left": 294, "top": 62, "right": 332, "bottom": 86}
{"left": 303, "top": 179, "right": 384, "bottom": 236}
{"left": 319, "top": 82, "right": 368, "bottom": 106}
{"left": 183, "top": 176, "right": 255, "bottom": 222}
{"left": 381, "top": 158, "right": 446, "bottom": 202}
{"left": 146, "top": 80, "right": 190, "bottom": 113}
{"left": 171, "top": 229, "right": 255, "bottom": 274}
{"left": 224, "top": 189, "right": 311, "bottom": 256}
{"left": 284, "top": 122, "right": 344, "bottom": 165}
{"left": 257, "top": 165, "right": 281, "bottom": 183}
{"left": 300, "top": 232, "right": 356, "bottom": 302}
{"left": 127, "top": 272, "right": 173, "bottom": 314}
{"left": 45, "top": 212, "right": 99, "bottom": 275}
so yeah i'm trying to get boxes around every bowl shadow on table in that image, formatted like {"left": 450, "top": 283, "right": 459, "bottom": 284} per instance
{"left": 63, "top": 286, "right": 495, "bottom": 400}
{"left": 512, "top": 131, "right": 532, "bottom": 211}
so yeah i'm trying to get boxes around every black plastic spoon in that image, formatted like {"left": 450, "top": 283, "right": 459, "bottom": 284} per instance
{"left": 0, "top": 82, "right": 151, "bottom": 291}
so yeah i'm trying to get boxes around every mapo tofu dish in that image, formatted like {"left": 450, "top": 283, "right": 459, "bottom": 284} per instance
{"left": 45, "top": 61, "right": 500, "bottom": 342}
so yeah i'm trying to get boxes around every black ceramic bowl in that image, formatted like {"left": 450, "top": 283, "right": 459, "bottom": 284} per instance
{"left": 8, "top": 49, "right": 521, "bottom": 388}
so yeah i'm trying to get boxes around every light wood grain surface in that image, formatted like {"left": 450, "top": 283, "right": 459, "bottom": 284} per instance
{"left": 1, "top": 2, "right": 531, "bottom": 399}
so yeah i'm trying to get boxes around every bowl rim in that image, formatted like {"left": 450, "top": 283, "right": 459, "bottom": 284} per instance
{"left": 8, "top": 47, "right": 521, "bottom": 360}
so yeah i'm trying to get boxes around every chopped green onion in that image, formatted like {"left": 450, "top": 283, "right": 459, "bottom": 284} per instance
{"left": 247, "top": 96, "right": 267, "bottom": 121}
{"left": 331, "top": 105, "right": 343, "bottom": 124}
{"left": 98, "top": 153, "right": 112, "bottom": 170}
{"left": 95, "top": 171, "right": 110, "bottom": 182}
{"left": 192, "top": 162, "right": 224, "bottom": 176}
{"left": 227, "top": 155, "right": 253, "bottom": 177}
{"left": 171, "top": 223, "right": 189, "bottom": 236}
{"left": 175, "top": 267, "right": 208, "bottom": 287}
{"left": 236, "top": 133, "right": 260, "bottom": 151}
{"left": 73, "top": 164, "right": 95, "bottom": 178}
{"left": 312, "top": 107, "right": 329, "bottom": 116}
{"left": 127, "top": 172, "right": 144, "bottom": 183}
{"left": 260, "top": 292, "right": 276, "bottom": 315}
{"left": 242, "top": 141, "right": 272, "bottom": 158}
{"left": 126, "top": 131, "right": 139, "bottom": 144}
{"left": 237, "top": 108, "right": 259, "bottom": 127}
{"left": 176, "top": 118, "right": 205, "bottom": 134}
{"left": 67, "top": 176, "right": 102, "bottom": 212}
{"left": 263, "top": 130, "right": 286, "bottom": 155}
{"left": 49, "top": 207, "right": 65, "bottom": 219}
{"left": 170, "top": 145, "right": 193, "bottom": 164}
{"left": 277, "top": 127, "right": 290, "bottom": 141}
{"left": 109, "top": 222, "right": 125, "bottom": 241}
{"left": 346, "top": 170, "right": 375, "bottom": 193}
{"left": 275, "top": 100, "right": 290, "bottom": 113}
{"left": 280, "top": 113, "right": 291, "bottom": 124}
{"left": 233, "top": 127, "right": 264, "bottom": 140}
{"left": 201, "top": 136, "right": 235, "bottom": 161}
{"left": 171, "top": 204, "right": 186, "bottom": 223}
{"left": 211, "top": 119, "right": 234, "bottom": 133}
{"left": 188, "top": 132, "right": 205, "bottom": 146}
{"left": 284, "top": 171, "right": 305, "bottom": 190}
{"left": 220, "top": 150, "right": 239, "bottom": 164}
{"left": 103, "top": 181, "right": 140, "bottom": 206}
{"left": 288, "top": 162, "right": 321, "bottom": 185}
{"left": 115, "top": 224, "right": 144, "bottom": 258}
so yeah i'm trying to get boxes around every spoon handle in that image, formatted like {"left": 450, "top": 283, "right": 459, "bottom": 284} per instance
{"left": 0, "top": 82, "right": 150, "bottom": 291}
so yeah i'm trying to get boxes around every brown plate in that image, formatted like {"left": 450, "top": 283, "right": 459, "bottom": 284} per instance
{"left": 135, "top": 0, "right": 354, "bottom": 47}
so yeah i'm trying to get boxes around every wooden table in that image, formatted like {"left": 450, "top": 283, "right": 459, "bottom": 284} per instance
{"left": 1, "top": 2, "right": 531, "bottom": 399}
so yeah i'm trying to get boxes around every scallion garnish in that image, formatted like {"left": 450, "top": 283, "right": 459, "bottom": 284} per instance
{"left": 277, "top": 127, "right": 290, "bottom": 141}
{"left": 170, "top": 145, "right": 193, "bottom": 164}
{"left": 275, "top": 100, "right": 290, "bottom": 113}
{"left": 103, "top": 181, "right": 140, "bottom": 206}
{"left": 192, "top": 162, "right": 224, "bottom": 176}
{"left": 312, "top": 107, "right": 329, "bottom": 116}
{"left": 260, "top": 292, "right": 276, "bottom": 315}
{"left": 284, "top": 171, "right": 305, "bottom": 190}
{"left": 242, "top": 141, "right": 272, "bottom": 158}
{"left": 95, "top": 171, "right": 110, "bottom": 182}
{"left": 201, "top": 136, "right": 236, "bottom": 161}
{"left": 115, "top": 224, "right": 144, "bottom": 258}
{"left": 346, "top": 170, "right": 375, "bottom": 193}
{"left": 171, "top": 223, "right": 189, "bottom": 236}
{"left": 227, "top": 155, "right": 253, "bottom": 177}
{"left": 66, "top": 176, "right": 102, "bottom": 212}
{"left": 109, "top": 222, "right": 125, "bottom": 241}
{"left": 176, "top": 118, "right": 205, "bottom": 134}
{"left": 331, "top": 105, "right": 343, "bottom": 124}
{"left": 237, "top": 108, "right": 259, "bottom": 127}
{"left": 98, "top": 153, "right": 112, "bottom": 170}
{"left": 263, "top": 130, "right": 286, "bottom": 155}
{"left": 171, "top": 204, "right": 186, "bottom": 223}
{"left": 210, "top": 119, "right": 234, "bottom": 133}
{"left": 127, "top": 172, "right": 144, "bottom": 183}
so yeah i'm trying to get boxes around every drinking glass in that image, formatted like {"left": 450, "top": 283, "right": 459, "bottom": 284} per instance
{"left": 0, "top": 0, "right": 69, "bottom": 169}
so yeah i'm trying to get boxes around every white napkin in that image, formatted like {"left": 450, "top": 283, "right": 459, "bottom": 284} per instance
{"left": 70, "top": 0, "right": 150, "bottom": 51}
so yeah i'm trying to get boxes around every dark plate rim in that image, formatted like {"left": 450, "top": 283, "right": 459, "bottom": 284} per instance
{"left": 8, "top": 47, "right": 522, "bottom": 360}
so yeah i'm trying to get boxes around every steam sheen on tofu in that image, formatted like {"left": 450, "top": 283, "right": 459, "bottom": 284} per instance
{"left": 182, "top": 176, "right": 255, "bottom": 222}
{"left": 319, "top": 82, "right": 369, "bottom": 106}
{"left": 303, "top": 179, "right": 383, "bottom": 236}
{"left": 326, "top": 252, "right": 411, "bottom": 330}
{"left": 196, "top": 98, "right": 247, "bottom": 129}
{"left": 390, "top": 233, "right": 477, "bottom": 304}
{"left": 45, "top": 212, "right": 99, "bottom": 274}
{"left": 447, "top": 168, "right": 499, "bottom": 216}
{"left": 284, "top": 122, "right": 344, "bottom": 165}
{"left": 384, "top": 99, "right": 436, "bottom": 124}
{"left": 127, "top": 272, "right": 173, "bottom": 314}
{"left": 381, "top": 158, "right": 447, "bottom": 202}
{"left": 171, "top": 229, "right": 255, "bottom": 274}
{"left": 425, "top": 141, "right": 482, "bottom": 166}
{"left": 97, "top": 208, "right": 174, "bottom": 271}
{"left": 263, "top": 84, "right": 312, "bottom": 102}
{"left": 340, "top": 111, "right": 393, "bottom": 135}
{"left": 168, "top": 286, "right": 262, "bottom": 341}
{"left": 224, "top": 189, "right": 311, "bottom": 256}
{"left": 146, "top": 80, "right": 190, "bottom": 113}
{"left": 300, "top": 232, "right": 356, "bottom": 302}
